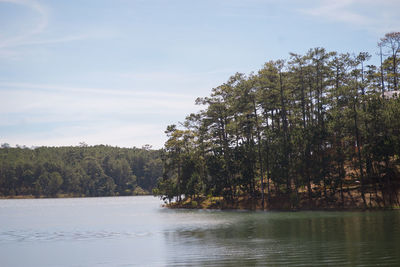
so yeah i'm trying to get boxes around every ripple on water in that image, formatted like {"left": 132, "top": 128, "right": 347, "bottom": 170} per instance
{"left": 1, "top": 197, "right": 400, "bottom": 267}
{"left": 0, "top": 229, "right": 154, "bottom": 243}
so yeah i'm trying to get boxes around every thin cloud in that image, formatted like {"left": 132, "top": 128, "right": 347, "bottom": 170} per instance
{"left": 3, "top": 123, "right": 167, "bottom": 148}
{"left": 0, "top": 82, "right": 201, "bottom": 128}
{"left": 0, "top": 88, "right": 198, "bottom": 116}
{"left": 300, "top": 0, "right": 370, "bottom": 25}
{"left": 0, "top": 81, "right": 197, "bottom": 99}
{"left": 115, "top": 69, "right": 233, "bottom": 97}
{"left": 0, "top": 81, "right": 202, "bottom": 148}
{"left": 0, "top": 0, "right": 110, "bottom": 58}
{"left": 6, "top": 34, "right": 99, "bottom": 47}
{"left": 0, "top": 0, "right": 48, "bottom": 49}
{"left": 299, "top": 0, "right": 400, "bottom": 33}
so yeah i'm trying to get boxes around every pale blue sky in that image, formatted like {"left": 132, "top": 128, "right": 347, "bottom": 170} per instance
{"left": 0, "top": 0, "right": 399, "bottom": 148}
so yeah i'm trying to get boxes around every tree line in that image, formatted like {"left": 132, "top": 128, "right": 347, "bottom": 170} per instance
{"left": 0, "top": 144, "right": 162, "bottom": 197}
{"left": 155, "top": 32, "right": 400, "bottom": 209}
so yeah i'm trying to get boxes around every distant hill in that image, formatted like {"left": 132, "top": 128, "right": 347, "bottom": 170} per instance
{"left": 0, "top": 145, "right": 162, "bottom": 198}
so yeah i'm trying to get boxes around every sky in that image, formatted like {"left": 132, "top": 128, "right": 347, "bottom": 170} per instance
{"left": 0, "top": 0, "right": 399, "bottom": 149}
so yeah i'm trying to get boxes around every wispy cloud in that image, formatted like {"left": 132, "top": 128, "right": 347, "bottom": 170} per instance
{"left": 5, "top": 33, "right": 103, "bottom": 47}
{"left": 0, "top": 81, "right": 202, "bottom": 147}
{"left": 0, "top": 0, "right": 111, "bottom": 58}
{"left": 0, "top": 81, "right": 198, "bottom": 99}
{"left": 2, "top": 122, "right": 167, "bottom": 148}
{"left": 299, "top": 0, "right": 400, "bottom": 33}
{"left": 0, "top": 0, "right": 48, "bottom": 49}
{"left": 115, "top": 69, "right": 234, "bottom": 97}
{"left": 0, "top": 82, "right": 199, "bottom": 121}
{"left": 300, "top": 0, "right": 368, "bottom": 25}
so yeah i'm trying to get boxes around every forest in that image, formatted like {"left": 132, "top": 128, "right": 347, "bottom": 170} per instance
{"left": 0, "top": 144, "right": 162, "bottom": 198}
{"left": 155, "top": 32, "right": 400, "bottom": 210}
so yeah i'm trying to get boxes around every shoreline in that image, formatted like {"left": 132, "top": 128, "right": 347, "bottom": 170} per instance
{"left": 166, "top": 204, "right": 400, "bottom": 212}
{"left": 0, "top": 193, "right": 153, "bottom": 200}
{"left": 2, "top": 194, "right": 399, "bottom": 211}
{"left": 164, "top": 196, "right": 400, "bottom": 211}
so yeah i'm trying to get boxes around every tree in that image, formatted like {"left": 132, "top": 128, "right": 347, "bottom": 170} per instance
{"left": 379, "top": 32, "right": 400, "bottom": 91}
{"left": 156, "top": 33, "right": 400, "bottom": 209}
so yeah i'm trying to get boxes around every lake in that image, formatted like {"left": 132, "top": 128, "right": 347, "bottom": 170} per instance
{"left": 1, "top": 196, "right": 399, "bottom": 266}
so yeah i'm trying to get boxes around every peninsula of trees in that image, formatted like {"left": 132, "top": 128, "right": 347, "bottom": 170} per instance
{"left": 155, "top": 32, "right": 400, "bottom": 210}
{"left": 0, "top": 145, "right": 162, "bottom": 198}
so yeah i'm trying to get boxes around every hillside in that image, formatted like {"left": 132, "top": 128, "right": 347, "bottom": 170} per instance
{"left": 0, "top": 145, "right": 162, "bottom": 198}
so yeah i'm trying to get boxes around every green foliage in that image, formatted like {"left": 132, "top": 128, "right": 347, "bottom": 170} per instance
{"left": 0, "top": 145, "right": 162, "bottom": 198}
{"left": 156, "top": 33, "right": 400, "bottom": 208}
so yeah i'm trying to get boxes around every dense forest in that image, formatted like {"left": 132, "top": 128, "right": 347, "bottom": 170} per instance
{"left": 0, "top": 144, "right": 162, "bottom": 197}
{"left": 155, "top": 32, "right": 400, "bottom": 210}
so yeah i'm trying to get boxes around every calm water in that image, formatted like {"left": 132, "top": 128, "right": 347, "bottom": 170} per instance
{"left": 1, "top": 196, "right": 400, "bottom": 267}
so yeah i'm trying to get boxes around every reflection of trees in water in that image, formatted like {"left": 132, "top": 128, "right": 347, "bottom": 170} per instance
{"left": 163, "top": 211, "right": 400, "bottom": 266}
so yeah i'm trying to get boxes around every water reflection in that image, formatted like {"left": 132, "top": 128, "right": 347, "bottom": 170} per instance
{"left": 1, "top": 197, "right": 399, "bottom": 267}
{"left": 164, "top": 211, "right": 400, "bottom": 266}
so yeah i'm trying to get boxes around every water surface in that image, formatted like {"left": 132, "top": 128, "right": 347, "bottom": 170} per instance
{"left": 1, "top": 196, "right": 399, "bottom": 266}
